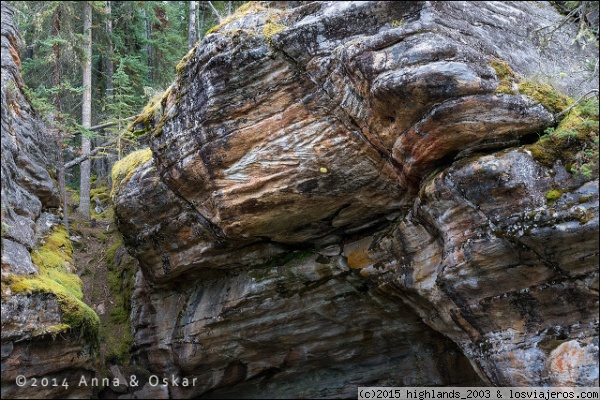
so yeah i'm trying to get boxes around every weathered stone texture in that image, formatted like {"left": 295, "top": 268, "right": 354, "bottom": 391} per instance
{"left": 115, "top": 1, "right": 599, "bottom": 396}
{"left": 1, "top": 4, "right": 94, "bottom": 399}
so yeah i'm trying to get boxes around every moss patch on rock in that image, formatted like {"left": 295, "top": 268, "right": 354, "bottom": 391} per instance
{"left": 527, "top": 98, "right": 599, "bottom": 180}
{"left": 519, "top": 81, "right": 572, "bottom": 114}
{"left": 90, "top": 186, "right": 114, "bottom": 221}
{"left": 545, "top": 189, "right": 563, "bottom": 204}
{"left": 206, "top": 1, "right": 267, "bottom": 35}
{"left": 263, "top": 21, "right": 286, "bottom": 45}
{"left": 489, "top": 59, "right": 518, "bottom": 94}
{"left": 7, "top": 226, "right": 100, "bottom": 344}
{"left": 102, "top": 236, "right": 136, "bottom": 364}
{"left": 129, "top": 86, "right": 177, "bottom": 138}
{"left": 110, "top": 148, "right": 153, "bottom": 198}
{"left": 32, "top": 323, "right": 71, "bottom": 339}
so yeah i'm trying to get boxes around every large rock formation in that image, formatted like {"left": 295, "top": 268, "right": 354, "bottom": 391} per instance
{"left": 1, "top": 4, "right": 98, "bottom": 399}
{"left": 114, "top": 1, "right": 599, "bottom": 397}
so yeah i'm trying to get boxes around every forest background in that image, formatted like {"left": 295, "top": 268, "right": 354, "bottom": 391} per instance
{"left": 6, "top": 1, "right": 599, "bottom": 227}
{"left": 8, "top": 1, "right": 245, "bottom": 226}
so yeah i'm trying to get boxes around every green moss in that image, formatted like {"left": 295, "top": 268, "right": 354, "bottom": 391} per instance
{"left": 8, "top": 226, "right": 100, "bottom": 343}
{"left": 106, "top": 239, "right": 123, "bottom": 267}
{"left": 526, "top": 98, "right": 599, "bottom": 180}
{"left": 90, "top": 187, "right": 110, "bottom": 204}
{"left": 89, "top": 186, "right": 114, "bottom": 221}
{"left": 206, "top": 2, "right": 267, "bottom": 35}
{"left": 176, "top": 46, "right": 196, "bottom": 74}
{"left": 545, "top": 189, "right": 563, "bottom": 204}
{"left": 130, "top": 88, "right": 173, "bottom": 138}
{"left": 70, "top": 190, "right": 80, "bottom": 205}
{"left": 489, "top": 59, "right": 518, "bottom": 94}
{"left": 101, "top": 321, "right": 133, "bottom": 364}
{"left": 32, "top": 323, "right": 71, "bottom": 339}
{"left": 8, "top": 274, "right": 99, "bottom": 344}
{"left": 101, "top": 236, "right": 135, "bottom": 364}
{"left": 518, "top": 81, "right": 572, "bottom": 114}
{"left": 110, "top": 148, "right": 153, "bottom": 198}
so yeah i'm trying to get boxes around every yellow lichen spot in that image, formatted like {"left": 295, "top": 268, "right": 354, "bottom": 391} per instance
{"left": 110, "top": 148, "right": 153, "bottom": 198}
{"left": 545, "top": 189, "right": 563, "bottom": 204}
{"left": 262, "top": 21, "right": 286, "bottom": 41}
{"left": 489, "top": 59, "right": 518, "bottom": 95}
{"left": 319, "top": 167, "right": 328, "bottom": 173}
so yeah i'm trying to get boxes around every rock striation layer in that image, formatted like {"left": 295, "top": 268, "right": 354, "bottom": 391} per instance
{"left": 115, "top": 1, "right": 599, "bottom": 397}
{"left": 1, "top": 4, "right": 96, "bottom": 399}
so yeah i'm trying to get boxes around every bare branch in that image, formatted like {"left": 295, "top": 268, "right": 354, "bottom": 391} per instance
{"left": 207, "top": 1, "right": 223, "bottom": 22}
{"left": 64, "top": 141, "right": 115, "bottom": 170}
{"left": 555, "top": 89, "right": 599, "bottom": 119}
{"left": 89, "top": 115, "right": 139, "bottom": 132}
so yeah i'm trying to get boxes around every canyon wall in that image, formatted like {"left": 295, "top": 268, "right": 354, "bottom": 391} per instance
{"left": 112, "top": 2, "right": 600, "bottom": 397}
{"left": 1, "top": 4, "right": 98, "bottom": 398}
{"left": 0, "top": 1, "right": 592, "bottom": 399}
{"left": 114, "top": 1, "right": 599, "bottom": 397}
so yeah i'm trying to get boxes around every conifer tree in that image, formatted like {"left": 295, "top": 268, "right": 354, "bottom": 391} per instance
{"left": 107, "top": 59, "right": 136, "bottom": 160}
{"left": 78, "top": 1, "right": 93, "bottom": 220}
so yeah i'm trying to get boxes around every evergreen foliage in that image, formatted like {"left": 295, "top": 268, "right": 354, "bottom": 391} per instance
{"left": 12, "top": 1, "right": 246, "bottom": 183}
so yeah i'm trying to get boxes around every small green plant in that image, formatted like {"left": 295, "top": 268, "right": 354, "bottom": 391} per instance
{"left": 527, "top": 97, "right": 598, "bottom": 181}
{"left": 546, "top": 189, "right": 563, "bottom": 204}
{"left": 391, "top": 20, "right": 405, "bottom": 28}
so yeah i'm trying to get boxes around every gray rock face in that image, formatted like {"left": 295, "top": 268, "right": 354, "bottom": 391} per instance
{"left": 114, "top": 1, "right": 598, "bottom": 396}
{"left": 1, "top": 4, "right": 95, "bottom": 399}
{"left": 354, "top": 150, "right": 599, "bottom": 386}
{"left": 1, "top": 6, "right": 59, "bottom": 251}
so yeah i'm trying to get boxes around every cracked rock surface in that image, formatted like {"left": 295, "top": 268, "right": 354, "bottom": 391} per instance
{"left": 115, "top": 1, "right": 599, "bottom": 397}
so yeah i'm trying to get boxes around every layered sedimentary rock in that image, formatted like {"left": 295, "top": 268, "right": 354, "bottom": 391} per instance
{"left": 114, "top": 1, "right": 599, "bottom": 397}
{"left": 1, "top": 4, "right": 96, "bottom": 398}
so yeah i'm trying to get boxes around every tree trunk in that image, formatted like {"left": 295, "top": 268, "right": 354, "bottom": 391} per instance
{"left": 51, "top": 4, "right": 70, "bottom": 235}
{"left": 144, "top": 8, "right": 153, "bottom": 82}
{"left": 102, "top": 1, "right": 114, "bottom": 181}
{"left": 189, "top": 1, "right": 197, "bottom": 49}
{"left": 105, "top": 1, "right": 113, "bottom": 99}
{"left": 57, "top": 144, "right": 70, "bottom": 235}
{"left": 207, "top": 1, "right": 222, "bottom": 22}
{"left": 78, "top": 1, "right": 92, "bottom": 220}
{"left": 198, "top": 1, "right": 203, "bottom": 38}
